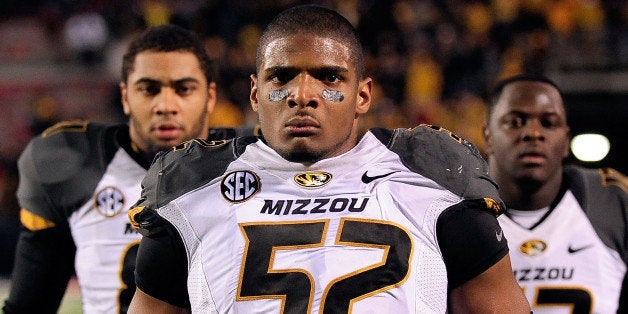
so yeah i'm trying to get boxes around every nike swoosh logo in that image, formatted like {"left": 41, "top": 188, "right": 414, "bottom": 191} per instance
{"left": 361, "top": 171, "right": 398, "bottom": 184}
{"left": 568, "top": 244, "right": 593, "bottom": 254}
{"left": 496, "top": 230, "right": 503, "bottom": 242}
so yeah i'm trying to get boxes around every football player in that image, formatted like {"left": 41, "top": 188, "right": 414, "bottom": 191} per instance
{"left": 483, "top": 74, "right": 628, "bottom": 313}
{"left": 3, "top": 24, "right": 250, "bottom": 313}
{"left": 127, "top": 5, "right": 530, "bottom": 313}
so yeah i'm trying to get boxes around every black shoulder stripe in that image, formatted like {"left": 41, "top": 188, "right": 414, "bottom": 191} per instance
{"left": 565, "top": 165, "right": 628, "bottom": 261}
{"left": 138, "top": 136, "right": 259, "bottom": 209}
{"left": 17, "top": 121, "right": 117, "bottom": 221}
{"left": 565, "top": 165, "right": 627, "bottom": 210}
{"left": 380, "top": 125, "right": 500, "bottom": 201}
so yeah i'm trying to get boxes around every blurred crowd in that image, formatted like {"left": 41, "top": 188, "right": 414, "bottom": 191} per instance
{"left": 0, "top": 0, "right": 627, "bottom": 275}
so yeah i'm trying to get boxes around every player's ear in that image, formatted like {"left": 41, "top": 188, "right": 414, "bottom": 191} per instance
{"left": 356, "top": 77, "right": 372, "bottom": 115}
{"left": 120, "top": 82, "right": 131, "bottom": 116}
{"left": 482, "top": 124, "right": 493, "bottom": 155}
{"left": 562, "top": 126, "right": 571, "bottom": 159}
{"left": 206, "top": 82, "right": 217, "bottom": 113}
{"left": 250, "top": 74, "right": 259, "bottom": 112}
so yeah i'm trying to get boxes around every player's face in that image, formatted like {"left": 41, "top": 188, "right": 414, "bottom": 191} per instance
{"left": 484, "top": 81, "right": 570, "bottom": 184}
{"left": 120, "top": 51, "right": 215, "bottom": 154}
{"left": 250, "top": 33, "right": 372, "bottom": 163}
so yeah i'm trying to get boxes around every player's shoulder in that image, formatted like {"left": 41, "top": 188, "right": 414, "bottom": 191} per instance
{"left": 566, "top": 165, "right": 626, "bottom": 190}
{"left": 370, "top": 124, "right": 485, "bottom": 164}
{"left": 26, "top": 120, "right": 116, "bottom": 153}
{"left": 565, "top": 165, "right": 627, "bottom": 206}
{"left": 138, "top": 135, "right": 258, "bottom": 209}
{"left": 18, "top": 120, "right": 119, "bottom": 182}
{"left": 369, "top": 124, "right": 499, "bottom": 200}
{"left": 160, "top": 135, "right": 257, "bottom": 171}
{"left": 565, "top": 166, "right": 628, "bottom": 259}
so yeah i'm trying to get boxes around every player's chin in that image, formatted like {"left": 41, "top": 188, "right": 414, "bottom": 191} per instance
{"left": 281, "top": 141, "right": 323, "bottom": 163}
{"left": 154, "top": 137, "right": 187, "bottom": 150}
{"left": 286, "top": 135, "right": 319, "bottom": 150}
{"left": 517, "top": 167, "right": 551, "bottom": 182}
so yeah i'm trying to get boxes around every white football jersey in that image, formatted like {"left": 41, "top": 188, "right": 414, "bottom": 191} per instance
{"left": 68, "top": 148, "right": 144, "bottom": 313}
{"left": 499, "top": 168, "right": 628, "bottom": 314}
{"left": 9, "top": 121, "right": 247, "bottom": 314}
{"left": 13, "top": 122, "right": 146, "bottom": 314}
{"left": 132, "top": 126, "right": 509, "bottom": 313}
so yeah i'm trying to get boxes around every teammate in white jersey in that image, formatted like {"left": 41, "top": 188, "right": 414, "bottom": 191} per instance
{"left": 2, "top": 25, "right": 251, "bottom": 314}
{"left": 483, "top": 74, "right": 628, "bottom": 313}
{"left": 127, "top": 5, "right": 530, "bottom": 313}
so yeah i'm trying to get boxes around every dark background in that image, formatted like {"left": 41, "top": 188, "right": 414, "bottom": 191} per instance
{"left": 564, "top": 92, "right": 627, "bottom": 174}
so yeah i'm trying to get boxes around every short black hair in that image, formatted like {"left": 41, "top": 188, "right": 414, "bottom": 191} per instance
{"left": 256, "top": 4, "right": 365, "bottom": 79}
{"left": 488, "top": 74, "right": 563, "bottom": 118}
{"left": 121, "top": 24, "right": 214, "bottom": 84}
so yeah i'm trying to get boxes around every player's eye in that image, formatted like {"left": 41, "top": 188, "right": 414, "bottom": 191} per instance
{"left": 540, "top": 116, "right": 562, "bottom": 129}
{"left": 268, "top": 69, "right": 295, "bottom": 85}
{"left": 323, "top": 73, "right": 339, "bottom": 83}
{"left": 174, "top": 83, "right": 196, "bottom": 96}
{"left": 316, "top": 69, "right": 342, "bottom": 83}
{"left": 139, "top": 84, "right": 161, "bottom": 96}
{"left": 270, "top": 75, "right": 287, "bottom": 85}
{"left": 503, "top": 116, "right": 525, "bottom": 129}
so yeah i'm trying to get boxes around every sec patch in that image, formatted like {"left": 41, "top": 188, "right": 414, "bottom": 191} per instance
{"left": 94, "top": 186, "right": 125, "bottom": 217}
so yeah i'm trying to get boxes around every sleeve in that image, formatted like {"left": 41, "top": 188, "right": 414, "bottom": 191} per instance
{"left": 3, "top": 130, "right": 83, "bottom": 313}
{"left": 133, "top": 208, "right": 190, "bottom": 309}
{"left": 2, "top": 224, "right": 76, "bottom": 314}
{"left": 436, "top": 198, "right": 509, "bottom": 290}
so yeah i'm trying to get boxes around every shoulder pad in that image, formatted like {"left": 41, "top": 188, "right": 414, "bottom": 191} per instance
{"left": 564, "top": 165, "right": 628, "bottom": 260}
{"left": 371, "top": 125, "right": 501, "bottom": 201}
{"left": 565, "top": 165, "right": 628, "bottom": 208}
{"left": 600, "top": 168, "right": 628, "bottom": 192}
{"left": 17, "top": 121, "right": 117, "bottom": 221}
{"left": 134, "top": 136, "right": 256, "bottom": 210}
{"left": 19, "top": 121, "right": 111, "bottom": 184}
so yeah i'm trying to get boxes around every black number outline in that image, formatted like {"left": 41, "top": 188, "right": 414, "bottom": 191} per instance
{"left": 529, "top": 286, "right": 593, "bottom": 314}
{"left": 118, "top": 240, "right": 140, "bottom": 313}
{"left": 237, "top": 218, "right": 413, "bottom": 313}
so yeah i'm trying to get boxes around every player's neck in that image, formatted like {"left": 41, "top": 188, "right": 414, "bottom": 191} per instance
{"left": 503, "top": 172, "right": 564, "bottom": 211}
{"left": 127, "top": 140, "right": 160, "bottom": 169}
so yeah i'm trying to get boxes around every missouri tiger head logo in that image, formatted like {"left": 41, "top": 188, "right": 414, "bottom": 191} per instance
{"left": 294, "top": 172, "right": 332, "bottom": 187}
{"left": 94, "top": 186, "right": 125, "bottom": 217}
{"left": 520, "top": 239, "right": 547, "bottom": 256}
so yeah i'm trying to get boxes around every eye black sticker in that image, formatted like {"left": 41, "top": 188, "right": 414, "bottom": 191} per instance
{"left": 269, "top": 89, "right": 289, "bottom": 102}
{"left": 322, "top": 89, "right": 344, "bottom": 102}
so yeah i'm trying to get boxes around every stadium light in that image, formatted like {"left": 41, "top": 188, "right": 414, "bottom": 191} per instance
{"left": 570, "top": 133, "right": 610, "bottom": 162}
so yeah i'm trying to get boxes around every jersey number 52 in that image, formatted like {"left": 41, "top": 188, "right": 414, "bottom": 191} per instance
{"left": 237, "top": 218, "right": 413, "bottom": 313}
